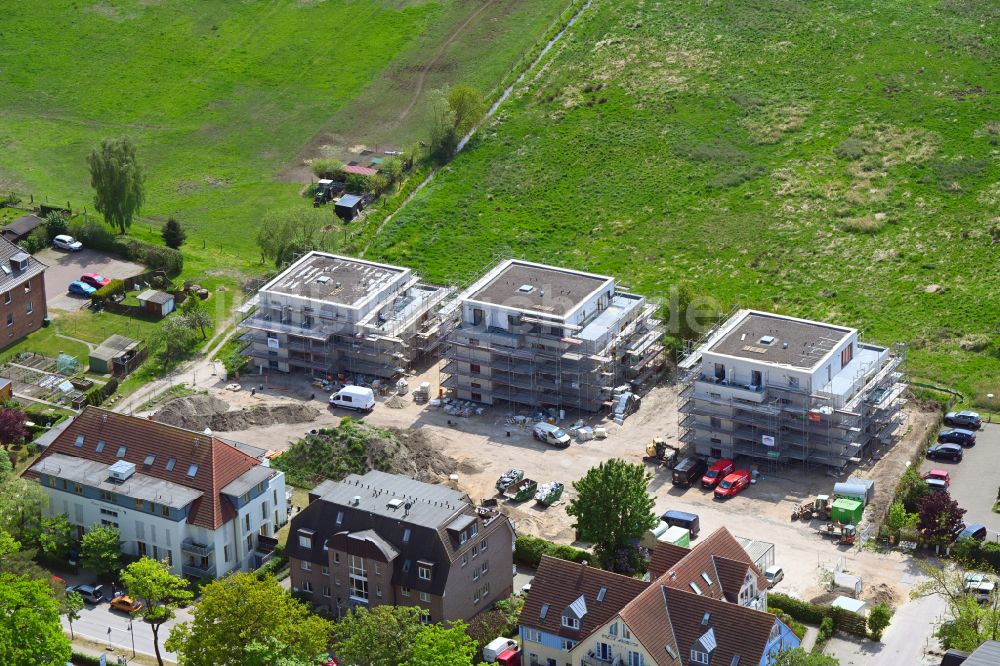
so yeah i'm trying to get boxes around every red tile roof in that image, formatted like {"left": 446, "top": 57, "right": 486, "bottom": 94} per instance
{"left": 343, "top": 164, "right": 378, "bottom": 177}
{"left": 654, "top": 526, "right": 767, "bottom": 600}
{"left": 26, "top": 407, "right": 263, "bottom": 529}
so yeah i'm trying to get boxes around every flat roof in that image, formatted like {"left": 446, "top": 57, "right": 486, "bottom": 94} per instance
{"left": 314, "top": 470, "right": 470, "bottom": 529}
{"left": 261, "top": 252, "right": 407, "bottom": 308}
{"left": 707, "top": 311, "right": 853, "bottom": 370}
{"left": 465, "top": 260, "right": 611, "bottom": 317}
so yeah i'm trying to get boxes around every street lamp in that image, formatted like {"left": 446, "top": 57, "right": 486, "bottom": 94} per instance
{"left": 107, "top": 626, "right": 112, "bottom": 651}
{"left": 128, "top": 616, "right": 136, "bottom": 658}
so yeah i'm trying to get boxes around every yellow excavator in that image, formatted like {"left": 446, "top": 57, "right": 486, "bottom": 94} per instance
{"left": 643, "top": 437, "right": 679, "bottom": 469}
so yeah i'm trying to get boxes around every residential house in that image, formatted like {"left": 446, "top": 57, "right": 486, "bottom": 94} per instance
{"left": 443, "top": 259, "right": 661, "bottom": 412}
{"left": 0, "top": 236, "right": 46, "bottom": 349}
{"left": 241, "top": 252, "right": 452, "bottom": 379}
{"left": 285, "top": 470, "right": 515, "bottom": 624}
{"left": 520, "top": 528, "right": 799, "bottom": 666}
{"left": 678, "top": 309, "right": 906, "bottom": 471}
{"left": 25, "top": 407, "right": 287, "bottom": 579}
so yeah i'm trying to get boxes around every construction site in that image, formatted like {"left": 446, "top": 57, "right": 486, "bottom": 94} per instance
{"left": 677, "top": 309, "right": 907, "bottom": 472}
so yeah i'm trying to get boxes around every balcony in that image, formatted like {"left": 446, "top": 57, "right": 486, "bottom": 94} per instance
{"left": 581, "top": 654, "right": 619, "bottom": 666}
{"left": 181, "top": 539, "right": 214, "bottom": 558}
{"left": 694, "top": 375, "right": 766, "bottom": 403}
{"left": 182, "top": 561, "right": 217, "bottom": 578}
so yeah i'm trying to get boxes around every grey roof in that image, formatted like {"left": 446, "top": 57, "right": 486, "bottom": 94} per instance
{"left": 734, "top": 536, "right": 774, "bottom": 567}
{"left": 0, "top": 235, "right": 46, "bottom": 290}
{"left": 221, "top": 465, "right": 275, "bottom": 497}
{"left": 259, "top": 251, "right": 407, "bottom": 308}
{"left": 137, "top": 290, "right": 173, "bottom": 305}
{"left": 336, "top": 194, "right": 363, "bottom": 208}
{"left": 447, "top": 514, "right": 476, "bottom": 533}
{"left": 32, "top": 417, "right": 74, "bottom": 449}
{"left": 465, "top": 260, "right": 612, "bottom": 318}
{"left": 31, "top": 452, "right": 203, "bottom": 508}
{"left": 966, "top": 640, "right": 1000, "bottom": 665}
{"left": 707, "top": 311, "right": 853, "bottom": 370}
{"left": 348, "top": 528, "right": 399, "bottom": 561}
{"left": 90, "top": 334, "right": 141, "bottom": 362}
{"left": 1, "top": 214, "right": 45, "bottom": 238}
{"left": 317, "top": 470, "right": 469, "bottom": 528}
{"left": 217, "top": 436, "right": 269, "bottom": 461}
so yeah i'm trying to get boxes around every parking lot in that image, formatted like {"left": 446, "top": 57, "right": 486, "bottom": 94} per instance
{"left": 35, "top": 247, "right": 144, "bottom": 312}
{"left": 920, "top": 422, "right": 1000, "bottom": 537}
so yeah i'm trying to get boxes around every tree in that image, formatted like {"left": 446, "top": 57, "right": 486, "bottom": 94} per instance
{"left": 428, "top": 89, "right": 458, "bottom": 158}
{"left": 181, "top": 296, "right": 212, "bottom": 339}
{"left": 917, "top": 492, "right": 966, "bottom": 544}
{"left": 311, "top": 158, "right": 344, "bottom": 180}
{"left": 381, "top": 156, "right": 404, "bottom": 184}
{"left": 330, "top": 605, "right": 424, "bottom": 666}
{"left": 896, "top": 468, "right": 930, "bottom": 513}
{"left": 157, "top": 316, "right": 199, "bottom": 361}
{"left": 62, "top": 590, "right": 84, "bottom": 640}
{"left": 87, "top": 136, "right": 145, "bottom": 234}
{"left": 885, "top": 501, "right": 918, "bottom": 539}
{"left": 80, "top": 525, "right": 121, "bottom": 579}
{"left": 0, "top": 406, "right": 27, "bottom": 446}
{"left": 162, "top": 218, "right": 186, "bottom": 249}
{"left": 243, "top": 637, "right": 327, "bottom": 666}
{"left": 447, "top": 85, "right": 486, "bottom": 138}
{"left": 164, "top": 572, "right": 332, "bottom": 666}
{"left": 121, "top": 557, "right": 193, "bottom": 666}
{"left": 0, "top": 573, "right": 72, "bottom": 665}
{"left": 255, "top": 208, "right": 331, "bottom": 268}
{"left": 38, "top": 514, "right": 73, "bottom": 562}
{"left": 912, "top": 560, "right": 1000, "bottom": 650}
{"left": 0, "top": 465, "right": 47, "bottom": 544}
{"left": 773, "top": 649, "right": 840, "bottom": 665}
{"left": 44, "top": 212, "right": 69, "bottom": 242}
{"left": 402, "top": 622, "right": 485, "bottom": 666}
{"left": 867, "top": 602, "right": 891, "bottom": 641}
{"left": 566, "top": 459, "right": 656, "bottom": 572}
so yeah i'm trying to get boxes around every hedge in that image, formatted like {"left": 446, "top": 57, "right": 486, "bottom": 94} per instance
{"left": 70, "top": 652, "right": 104, "bottom": 665}
{"left": 952, "top": 537, "right": 1000, "bottom": 571}
{"left": 67, "top": 217, "right": 184, "bottom": 275}
{"left": 768, "top": 592, "right": 869, "bottom": 639}
{"left": 91, "top": 278, "right": 126, "bottom": 303}
{"left": 514, "top": 535, "right": 590, "bottom": 568}
{"left": 84, "top": 378, "right": 118, "bottom": 406}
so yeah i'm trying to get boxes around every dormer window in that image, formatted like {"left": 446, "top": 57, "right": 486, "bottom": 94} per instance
{"left": 297, "top": 529, "right": 314, "bottom": 549}
{"left": 417, "top": 563, "right": 432, "bottom": 581}
{"left": 561, "top": 615, "right": 580, "bottom": 630}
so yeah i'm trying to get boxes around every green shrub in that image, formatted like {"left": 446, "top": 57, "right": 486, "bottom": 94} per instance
{"left": 311, "top": 158, "right": 344, "bottom": 180}
{"left": 514, "top": 535, "right": 590, "bottom": 568}
{"left": 819, "top": 616, "right": 835, "bottom": 641}
{"left": 769, "top": 593, "right": 827, "bottom": 625}
{"left": 92, "top": 279, "right": 126, "bottom": 303}
{"left": 71, "top": 652, "right": 104, "bottom": 665}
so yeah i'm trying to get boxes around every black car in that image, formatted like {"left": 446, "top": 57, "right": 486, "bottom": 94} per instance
{"left": 938, "top": 429, "right": 976, "bottom": 447}
{"left": 927, "top": 443, "right": 963, "bottom": 462}
{"left": 944, "top": 411, "right": 982, "bottom": 430}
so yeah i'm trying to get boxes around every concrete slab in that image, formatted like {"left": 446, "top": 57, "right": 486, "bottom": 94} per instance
{"left": 35, "top": 247, "right": 144, "bottom": 312}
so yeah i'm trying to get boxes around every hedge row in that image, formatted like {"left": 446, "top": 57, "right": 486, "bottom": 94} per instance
{"left": 92, "top": 278, "right": 126, "bottom": 303}
{"left": 768, "top": 592, "right": 869, "bottom": 639}
{"left": 952, "top": 537, "right": 1000, "bottom": 571}
{"left": 84, "top": 378, "right": 118, "bottom": 406}
{"left": 67, "top": 218, "right": 183, "bottom": 275}
{"left": 514, "top": 535, "right": 590, "bottom": 568}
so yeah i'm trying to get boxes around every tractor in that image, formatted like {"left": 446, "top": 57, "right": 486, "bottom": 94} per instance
{"left": 643, "top": 437, "right": 679, "bottom": 469}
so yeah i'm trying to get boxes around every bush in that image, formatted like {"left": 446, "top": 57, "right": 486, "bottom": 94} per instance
{"left": 868, "top": 603, "right": 891, "bottom": 641}
{"left": 513, "top": 535, "right": 590, "bottom": 568}
{"left": 71, "top": 652, "right": 104, "bottom": 666}
{"left": 769, "top": 593, "right": 869, "bottom": 639}
{"left": 819, "top": 616, "right": 835, "bottom": 641}
{"left": 770, "top": 609, "right": 806, "bottom": 639}
{"left": 45, "top": 212, "right": 69, "bottom": 241}
{"left": 91, "top": 279, "right": 126, "bottom": 303}
{"left": 84, "top": 378, "right": 119, "bottom": 406}
{"left": 311, "top": 158, "right": 344, "bottom": 180}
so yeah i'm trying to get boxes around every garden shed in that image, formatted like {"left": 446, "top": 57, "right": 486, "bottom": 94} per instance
{"left": 137, "top": 290, "right": 175, "bottom": 318}
{"left": 89, "top": 335, "right": 145, "bottom": 376}
{"left": 334, "top": 194, "right": 365, "bottom": 222}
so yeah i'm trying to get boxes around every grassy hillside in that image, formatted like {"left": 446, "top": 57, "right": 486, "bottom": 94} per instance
{"left": 0, "top": 0, "right": 573, "bottom": 276}
{"left": 370, "top": 0, "right": 1000, "bottom": 401}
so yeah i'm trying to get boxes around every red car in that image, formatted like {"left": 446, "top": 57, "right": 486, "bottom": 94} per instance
{"left": 922, "top": 469, "right": 951, "bottom": 486}
{"left": 80, "top": 273, "right": 110, "bottom": 289}
{"left": 714, "top": 469, "right": 751, "bottom": 499}
{"left": 701, "top": 458, "right": 735, "bottom": 489}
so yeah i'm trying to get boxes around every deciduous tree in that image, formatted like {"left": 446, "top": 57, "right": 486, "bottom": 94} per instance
{"left": 867, "top": 602, "right": 891, "bottom": 641}
{"left": 62, "top": 590, "right": 84, "bottom": 640}
{"left": 38, "top": 513, "right": 73, "bottom": 562}
{"left": 162, "top": 218, "right": 186, "bottom": 249}
{"left": 121, "top": 557, "right": 193, "bottom": 666}
{"left": 0, "top": 406, "right": 27, "bottom": 446}
{"left": 896, "top": 468, "right": 929, "bottom": 513}
{"left": 164, "top": 572, "right": 332, "bottom": 666}
{"left": 255, "top": 208, "right": 331, "bottom": 268}
{"left": 331, "top": 605, "right": 424, "bottom": 666}
{"left": 917, "top": 492, "right": 965, "bottom": 544}
{"left": 181, "top": 296, "right": 212, "bottom": 340}
{"left": 44, "top": 212, "right": 69, "bottom": 242}
{"left": 402, "top": 621, "right": 485, "bottom": 666}
{"left": 0, "top": 573, "right": 72, "bottom": 665}
{"left": 87, "top": 137, "right": 145, "bottom": 234}
{"left": 80, "top": 525, "right": 121, "bottom": 579}
{"left": 566, "top": 459, "right": 656, "bottom": 573}
{"left": 773, "top": 649, "right": 840, "bottom": 665}
{"left": 243, "top": 637, "right": 327, "bottom": 666}
{"left": 447, "top": 85, "right": 486, "bottom": 138}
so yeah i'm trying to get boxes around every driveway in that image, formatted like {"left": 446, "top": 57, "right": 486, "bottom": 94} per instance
{"left": 920, "top": 422, "right": 1000, "bottom": 537}
{"left": 35, "top": 247, "right": 144, "bottom": 312}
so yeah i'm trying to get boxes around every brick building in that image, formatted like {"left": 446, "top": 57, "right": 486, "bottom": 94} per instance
{"left": 0, "top": 236, "right": 46, "bottom": 349}
{"left": 286, "top": 470, "right": 515, "bottom": 624}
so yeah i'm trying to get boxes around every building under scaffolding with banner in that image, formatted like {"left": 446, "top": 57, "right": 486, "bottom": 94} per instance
{"left": 240, "top": 252, "right": 453, "bottom": 380}
{"left": 677, "top": 309, "right": 906, "bottom": 472}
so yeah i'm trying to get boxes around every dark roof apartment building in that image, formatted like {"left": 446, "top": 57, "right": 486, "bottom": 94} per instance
{"left": 0, "top": 236, "right": 46, "bottom": 349}
{"left": 519, "top": 527, "right": 799, "bottom": 666}
{"left": 286, "top": 470, "right": 515, "bottom": 624}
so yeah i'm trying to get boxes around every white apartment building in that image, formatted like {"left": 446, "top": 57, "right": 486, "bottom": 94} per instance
{"left": 27, "top": 407, "right": 288, "bottom": 579}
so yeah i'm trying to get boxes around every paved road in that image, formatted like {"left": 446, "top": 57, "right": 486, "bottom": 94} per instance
{"left": 920, "top": 422, "right": 1000, "bottom": 535}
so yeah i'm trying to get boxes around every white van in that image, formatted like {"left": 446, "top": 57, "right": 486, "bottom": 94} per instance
{"left": 329, "top": 385, "right": 375, "bottom": 412}
{"left": 483, "top": 637, "right": 518, "bottom": 662}
{"left": 532, "top": 422, "right": 571, "bottom": 448}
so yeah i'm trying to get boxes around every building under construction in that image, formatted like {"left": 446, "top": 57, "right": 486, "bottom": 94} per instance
{"left": 677, "top": 309, "right": 905, "bottom": 471}
{"left": 241, "top": 252, "right": 452, "bottom": 379}
{"left": 442, "top": 259, "right": 661, "bottom": 412}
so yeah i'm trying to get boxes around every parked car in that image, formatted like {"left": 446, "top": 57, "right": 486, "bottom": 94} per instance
{"left": 927, "top": 443, "right": 963, "bottom": 462}
{"left": 964, "top": 573, "right": 995, "bottom": 604}
{"left": 67, "top": 584, "right": 105, "bottom": 604}
{"left": 532, "top": 422, "right": 571, "bottom": 448}
{"left": 764, "top": 565, "right": 785, "bottom": 588}
{"left": 328, "top": 385, "right": 375, "bottom": 412}
{"left": 922, "top": 469, "right": 952, "bottom": 486}
{"left": 483, "top": 637, "right": 518, "bottom": 663}
{"left": 660, "top": 509, "right": 700, "bottom": 538}
{"left": 938, "top": 429, "right": 976, "bottom": 447}
{"left": 80, "top": 273, "right": 111, "bottom": 289}
{"left": 52, "top": 234, "right": 82, "bottom": 251}
{"left": 925, "top": 478, "right": 948, "bottom": 493}
{"left": 700, "top": 458, "right": 735, "bottom": 489}
{"left": 68, "top": 281, "right": 96, "bottom": 296}
{"left": 944, "top": 411, "right": 983, "bottom": 430}
{"left": 958, "top": 524, "right": 988, "bottom": 542}
{"left": 714, "top": 469, "right": 751, "bottom": 499}
{"left": 672, "top": 457, "right": 708, "bottom": 487}
{"left": 109, "top": 595, "right": 143, "bottom": 614}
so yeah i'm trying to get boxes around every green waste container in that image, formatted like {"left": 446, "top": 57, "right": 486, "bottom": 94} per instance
{"left": 831, "top": 498, "right": 863, "bottom": 526}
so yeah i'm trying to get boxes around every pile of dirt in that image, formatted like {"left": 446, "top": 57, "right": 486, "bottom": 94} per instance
{"left": 864, "top": 582, "right": 898, "bottom": 609}
{"left": 272, "top": 418, "right": 456, "bottom": 487}
{"left": 154, "top": 395, "right": 320, "bottom": 432}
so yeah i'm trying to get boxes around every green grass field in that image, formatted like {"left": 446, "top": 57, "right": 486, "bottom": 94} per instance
{"left": 0, "top": 0, "right": 573, "bottom": 276}
{"left": 369, "top": 0, "right": 1000, "bottom": 401}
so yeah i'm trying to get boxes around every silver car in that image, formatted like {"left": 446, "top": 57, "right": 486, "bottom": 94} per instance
{"left": 52, "top": 234, "right": 83, "bottom": 251}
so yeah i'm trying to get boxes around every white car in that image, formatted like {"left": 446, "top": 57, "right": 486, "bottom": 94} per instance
{"left": 53, "top": 234, "right": 83, "bottom": 251}
{"left": 765, "top": 565, "right": 785, "bottom": 588}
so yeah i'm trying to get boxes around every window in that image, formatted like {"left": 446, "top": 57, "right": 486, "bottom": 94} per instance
{"left": 261, "top": 503, "right": 268, "bottom": 520}
{"left": 116, "top": 446, "right": 127, "bottom": 458}
{"left": 609, "top": 622, "right": 618, "bottom": 637}
{"left": 474, "top": 588, "right": 481, "bottom": 604}
{"left": 245, "top": 514, "right": 251, "bottom": 531}
{"left": 482, "top": 560, "right": 489, "bottom": 574}
{"left": 187, "top": 464, "right": 198, "bottom": 478}
{"left": 690, "top": 651, "right": 708, "bottom": 665}
{"left": 323, "top": 585, "right": 331, "bottom": 597}
{"left": 302, "top": 581, "right": 313, "bottom": 593}
{"left": 134, "top": 498, "right": 144, "bottom": 510}
{"left": 841, "top": 343, "right": 854, "bottom": 368}
{"left": 349, "top": 555, "right": 366, "bottom": 577}
{"left": 47, "top": 476, "right": 56, "bottom": 488}
{"left": 73, "top": 483, "right": 82, "bottom": 494}
{"left": 376, "top": 585, "right": 382, "bottom": 598}
{"left": 24, "top": 280, "right": 30, "bottom": 292}
{"left": 333, "top": 552, "right": 340, "bottom": 564}
{"left": 418, "top": 565, "right": 431, "bottom": 581}
{"left": 224, "top": 545, "right": 230, "bottom": 562}
{"left": 401, "top": 586, "right": 411, "bottom": 597}
{"left": 420, "top": 611, "right": 431, "bottom": 625}
{"left": 690, "top": 582, "right": 702, "bottom": 595}
{"left": 402, "top": 528, "right": 411, "bottom": 543}
{"left": 95, "top": 440, "right": 106, "bottom": 453}
{"left": 461, "top": 554, "right": 468, "bottom": 568}
{"left": 350, "top": 576, "right": 368, "bottom": 601}
{"left": 165, "top": 458, "right": 176, "bottom": 472}
{"left": 622, "top": 625, "right": 631, "bottom": 639}
{"left": 525, "top": 629, "right": 542, "bottom": 643}
{"left": 480, "top": 538, "right": 487, "bottom": 551}
{"left": 25, "top": 301, "right": 32, "bottom": 315}
{"left": 470, "top": 523, "right": 478, "bottom": 537}
{"left": 561, "top": 639, "right": 577, "bottom": 651}
{"left": 6, "top": 313, "right": 11, "bottom": 327}
{"left": 298, "top": 533, "right": 312, "bottom": 549}
{"left": 100, "top": 490, "right": 113, "bottom": 501}
{"left": 240, "top": 492, "right": 249, "bottom": 504}
{"left": 472, "top": 544, "right": 479, "bottom": 558}
{"left": 322, "top": 566, "right": 329, "bottom": 576}
{"left": 628, "top": 652, "right": 644, "bottom": 666}
{"left": 788, "top": 376, "right": 800, "bottom": 388}
{"left": 470, "top": 363, "right": 481, "bottom": 374}
{"left": 161, "top": 504, "right": 170, "bottom": 517}
{"left": 246, "top": 533, "right": 253, "bottom": 551}
{"left": 374, "top": 563, "right": 381, "bottom": 576}
{"left": 561, "top": 616, "right": 580, "bottom": 630}
{"left": 137, "top": 542, "right": 147, "bottom": 556}
{"left": 459, "top": 530, "right": 468, "bottom": 545}
{"left": 335, "top": 511, "right": 343, "bottom": 525}
{"left": 710, "top": 416, "right": 722, "bottom": 429}
{"left": 419, "top": 591, "right": 431, "bottom": 603}
{"left": 301, "top": 560, "right": 312, "bottom": 571}
{"left": 2, "top": 292, "right": 8, "bottom": 305}
{"left": 473, "top": 567, "right": 480, "bottom": 581}
{"left": 74, "top": 435, "right": 84, "bottom": 448}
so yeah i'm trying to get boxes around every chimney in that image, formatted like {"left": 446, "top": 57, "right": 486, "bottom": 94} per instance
{"left": 352, "top": 495, "right": 361, "bottom": 506}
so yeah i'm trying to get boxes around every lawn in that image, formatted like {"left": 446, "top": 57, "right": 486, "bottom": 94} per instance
{"left": 368, "top": 0, "right": 1000, "bottom": 402}
{"left": 0, "top": 0, "right": 576, "bottom": 281}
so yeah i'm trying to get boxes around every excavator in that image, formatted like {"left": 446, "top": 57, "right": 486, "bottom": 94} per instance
{"left": 643, "top": 437, "right": 679, "bottom": 469}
